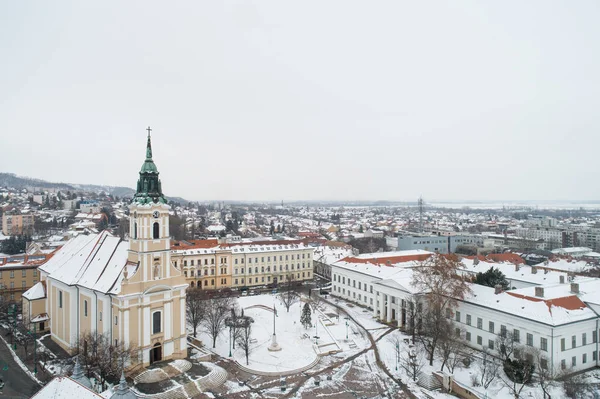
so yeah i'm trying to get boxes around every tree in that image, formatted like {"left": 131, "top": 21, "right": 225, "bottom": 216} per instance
{"left": 400, "top": 344, "right": 426, "bottom": 382}
{"left": 436, "top": 329, "right": 466, "bottom": 373}
{"left": 76, "top": 331, "right": 135, "bottom": 391}
{"left": 474, "top": 267, "right": 509, "bottom": 291}
{"left": 476, "top": 347, "right": 500, "bottom": 389}
{"left": 300, "top": 303, "right": 312, "bottom": 329}
{"left": 562, "top": 370, "right": 595, "bottom": 399}
{"left": 527, "top": 347, "right": 556, "bottom": 399}
{"left": 411, "top": 254, "right": 471, "bottom": 365}
{"left": 495, "top": 329, "right": 520, "bottom": 361}
{"left": 202, "top": 297, "right": 235, "bottom": 348}
{"left": 278, "top": 275, "right": 300, "bottom": 312}
{"left": 404, "top": 295, "right": 422, "bottom": 344}
{"left": 187, "top": 289, "right": 207, "bottom": 338}
{"left": 500, "top": 357, "right": 534, "bottom": 399}
{"left": 236, "top": 318, "right": 254, "bottom": 366}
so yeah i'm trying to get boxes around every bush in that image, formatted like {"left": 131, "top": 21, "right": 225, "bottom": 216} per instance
{"left": 503, "top": 358, "right": 534, "bottom": 384}
{"left": 462, "top": 355, "right": 472, "bottom": 368}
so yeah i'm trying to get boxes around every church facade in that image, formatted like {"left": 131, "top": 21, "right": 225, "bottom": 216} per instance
{"left": 23, "top": 130, "right": 188, "bottom": 367}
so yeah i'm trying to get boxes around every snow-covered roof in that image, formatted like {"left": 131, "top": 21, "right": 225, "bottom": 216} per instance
{"left": 31, "top": 376, "right": 104, "bottom": 399}
{"left": 351, "top": 250, "right": 431, "bottom": 260}
{"left": 39, "top": 231, "right": 130, "bottom": 294}
{"left": 463, "top": 284, "right": 596, "bottom": 326}
{"left": 23, "top": 281, "right": 46, "bottom": 300}
{"left": 534, "top": 258, "right": 594, "bottom": 274}
{"left": 551, "top": 247, "right": 593, "bottom": 254}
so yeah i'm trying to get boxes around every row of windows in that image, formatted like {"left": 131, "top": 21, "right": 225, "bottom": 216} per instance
{"left": 232, "top": 272, "right": 311, "bottom": 286}
{"left": 132, "top": 222, "right": 161, "bottom": 240}
{"left": 0, "top": 280, "right": 34, "bottom": 289}
{"left": 333, "top": 274, "right": 374, "bottom": 294}
{"left": 560, "top": 332, "right": 597, "bottom": 351}
{"left": 560, "top": 352, "right": 599, "bottom": 369}
{"left": 334, "top": 285, "right": 375, "bottom": 305}
{"left": 0, "top": 269, "right": 37, "bottom": 278}
{"left": 235, "top": 264, "right": 309, "bottom": 274}
{"left": 178, "top": 253, "right": 310, "bottom": 267}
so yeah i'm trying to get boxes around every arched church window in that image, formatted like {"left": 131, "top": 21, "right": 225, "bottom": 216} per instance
{"left": 134, "top": 222, "right": 138, "bottom": 239}
{"left": 152, "top": 311, "right": 161, "bottom": 334}
{"left": 153, "top": 263, "right": 160, "bottom": 280}
{"left": 153, "top": 222, "right": 159, "bottom": 239}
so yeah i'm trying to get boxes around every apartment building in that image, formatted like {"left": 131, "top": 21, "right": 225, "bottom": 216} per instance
{"left": 0, "top": 254, "right": 47, "bottom": 303}
{"left": 171, "top": 238, "right": 314, "bottom": 290}
{"left": 2, "top": 213, "right": 34, "bottom": 236}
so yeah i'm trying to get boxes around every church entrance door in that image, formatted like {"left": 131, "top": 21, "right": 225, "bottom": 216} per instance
{"left": 150, "top": 343, "right": 162, "bottom": 364}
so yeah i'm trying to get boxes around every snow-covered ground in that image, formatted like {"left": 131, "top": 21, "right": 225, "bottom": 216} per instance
{"left": 194, "top": 294, "right": 374, "bottom": 374}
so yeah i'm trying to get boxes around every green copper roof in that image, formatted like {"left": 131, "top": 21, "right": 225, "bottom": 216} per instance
{"left": 132, "top": 128, "right": 167, "bottom": 205}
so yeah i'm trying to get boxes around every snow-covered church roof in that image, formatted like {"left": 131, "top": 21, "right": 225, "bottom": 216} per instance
{"left": 39, "top": 231, "right": 131, "bottom": 294}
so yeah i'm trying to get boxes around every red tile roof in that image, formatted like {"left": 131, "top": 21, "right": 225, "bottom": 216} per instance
{"left": 506, "top": 292, "right": 587, "bottom": 312}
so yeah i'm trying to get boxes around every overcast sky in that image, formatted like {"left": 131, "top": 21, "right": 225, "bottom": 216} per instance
{"left": 1, "top": 1, "right": 599, "bottom": 202}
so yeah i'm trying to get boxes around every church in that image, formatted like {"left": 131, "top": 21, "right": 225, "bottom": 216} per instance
{"left": 23, "top": 130, "right": 188, "bottom": 367}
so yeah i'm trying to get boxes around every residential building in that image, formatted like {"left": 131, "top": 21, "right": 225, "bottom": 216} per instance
{"left": 0, "top": 254, "right": 48, "bottom": 303}
{"left": 2, "top": 212, "right": 34, "bottom": 235}
{"left": 22, "top": 132, "right": 188, "bottom": 366}
{"left": 171, "top": 237, "right": 314, "bottom": 289}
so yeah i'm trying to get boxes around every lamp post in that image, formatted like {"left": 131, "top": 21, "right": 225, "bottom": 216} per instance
{"left": 28, "top": 323, "right": 37, "bottom": 374}
{"left": 345, "top": 320, "right": 349, "bottom": 340}
{"left": 229, "top": 326, "right": 232, "bottom": 357}
{"left": 395, "top": 342, "right": 399, "bottom": 371}
{"left": 8, "top": 304, "right": 16, "bottom": 350}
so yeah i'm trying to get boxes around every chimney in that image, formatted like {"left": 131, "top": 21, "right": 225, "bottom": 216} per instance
{"left": 543, "top": 259, "right": 549, "bottom": 266}
{"left": 531, "top": 267, "right": 537, "bottom": 274}
{"left": 494, "top": 285, "right": 503, "bottom": 295}
{"left": 515, "top": 264, "right": 520, "bottom": 272}
{"left": 473, "top": 257, "right": 480, "bottom": 265}
{"left": 544, "top": 268, "right": 549, "bottom": 274}
{"left": 571, "top": 283, "right": 579, "bottom": 294}
{"left": 535, "top": 287, "right": 544, "bottom": 298}
{"left": 560, "top": 275, "right": 565, "bottom": 284}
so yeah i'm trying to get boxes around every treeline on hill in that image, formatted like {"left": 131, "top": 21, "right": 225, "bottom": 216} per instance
{"left": 0, "top": 173, "right": 73, "bottom": 190}
{"left": 0, "top": 235, "right": 30, "bottom": 255}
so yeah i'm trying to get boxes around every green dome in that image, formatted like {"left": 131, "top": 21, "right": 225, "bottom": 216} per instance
{"left": 132, "top": 128, "right": 167, "bottom": 205}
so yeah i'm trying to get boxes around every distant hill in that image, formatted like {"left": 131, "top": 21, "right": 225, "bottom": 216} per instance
{"left": 0, "top": 173, "right": 190, "bottom": 204}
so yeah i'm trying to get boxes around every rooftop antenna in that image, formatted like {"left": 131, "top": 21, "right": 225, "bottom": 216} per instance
{"left": 418, "top": 196, "right": 424, "bottom": 233}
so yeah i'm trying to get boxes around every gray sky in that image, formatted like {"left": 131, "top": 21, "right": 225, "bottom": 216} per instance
{"left": 1, "top": 1, "right": 599, "bottom": 202}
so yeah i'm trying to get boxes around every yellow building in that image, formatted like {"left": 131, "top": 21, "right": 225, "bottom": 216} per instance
{"left": 171, "top": 238, "right": 314, "bottom": 290}
{"left": 22, "top": 131, "right": 188, "bottom": 366}
{"left": 0, "top": 254, "right": 46, "bottom": 303}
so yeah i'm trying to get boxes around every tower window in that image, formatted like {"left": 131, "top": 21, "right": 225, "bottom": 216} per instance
{"left": 134, "top": 222, "right": 138, "bottom": 239}
{"left": 153, "top": 222, "right": 159, "bottom": 239}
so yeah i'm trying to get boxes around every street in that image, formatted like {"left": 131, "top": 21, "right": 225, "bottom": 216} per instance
{"left": 0, "top": 338, "right": 40, "bottom": 398}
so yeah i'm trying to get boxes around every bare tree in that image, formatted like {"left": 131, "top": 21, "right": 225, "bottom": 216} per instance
{"left": 404, "top": 295, "right": 422, "bottom": 344}
{"left": 495, "top": 328, "right": 520, "bottom": 361}
{"left": 76, "top": 331, "right": 135, "bottom": 391}
{"left": 436, "top": 328, "right": 465, "bottom": 373}
{"left": 476, "top": 347, "right": 500, "bottom": 389}
{"left": 236, "top": 319, "right": 254, "bottom": 366}
{"left": 527, "top": 347, "right": 556, "bottom": 399}
{"left": 561, "top": 369, "right": 595, "bottom": 399}
{"left": 412, "top": 254, "right": 471, "bottom": 366}
{"left": 279, "top": 274, "right": 300, "bottom": 312}
{"left": 203, "top": 297, "right": 235, "bottom": 348}
{"left": 186, "top": 289, "right": 207, "bottom": 338}
{"left": 400, "top": 344, "right": 426, "bottom": 382}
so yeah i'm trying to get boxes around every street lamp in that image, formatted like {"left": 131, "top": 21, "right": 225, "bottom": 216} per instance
{"left": 395, "top": 342, "right": 399, "bottom": 371}
{"left": 229, "top": 326, "right": 232, "bottom": 357}
{"left": 8, "top": 304, "right": 16, "bottom": 350}
{"left": 345, "top": 320, "right": 349, "bottom": 340}
{"left": 28, "top": 323, "right": 37, "bottom": 374}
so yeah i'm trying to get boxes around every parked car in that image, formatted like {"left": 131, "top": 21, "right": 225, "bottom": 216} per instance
{"left": 241, "top": 291, "right": 248, "bottom": 296}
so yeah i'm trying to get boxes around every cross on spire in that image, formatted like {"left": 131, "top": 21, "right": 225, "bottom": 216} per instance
{"left": 146, "top": 126, "right": 152, "bottom": 138}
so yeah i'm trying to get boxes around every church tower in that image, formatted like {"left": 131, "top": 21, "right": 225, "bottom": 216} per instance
{"left": 122, "top": 127, "right": 187, "bottom": 366}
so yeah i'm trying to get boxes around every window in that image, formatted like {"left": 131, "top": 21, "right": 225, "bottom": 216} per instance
{"left": 593, "top": 331, "right": 598, "bottom": 343}
{"left": 84, "top": 300, "right": 88, "bottom": 317}
{"left": 466, "top": 315, "right": 471, "bottom": 326}
{"left": 500, "top": 325, "right": 507, "bottom": 337}
{"left": 21, "top": 281, "right": 26, "bottom": 288}
{"left": 488, "top": 340, "right": 494, "bottom": 350}
{"left": 454, "top": 311, "right": 460, "bottom": 323}
{"left": 235, "top": 259, "right": 238, "bottom": 265}
{"left": 540, "top": 358, "right": 548, "bottom": 370}
{"left": 594, "top": 351, "right": 598, "bottom": 361}
{"left": 114, "top": 316, "right": 118, "bottom": 325}
{"left": 477, "top": 336, "right": 482, "bottom": 345}
{"left": 99, "top": 312, "right": 102, "bottom": 321}
{"left": 561, "top": 338, "right": 566, "bottom": 351}
{"left": 527, "top": 333, "right": 533, "bottom": 347}
{"left": 445, "top": 308, "right": 451, "bottom": 318}
{"left": 541, "top": 338, "right": 548, "bottom": 352}
{"left": 572, "top": 356, "right": 576, "bottom": 367}
{"left": 9, "top": 282, "right": 13, "bottom": 289}
{"left": 583, "top": 353, "right": 587, "bottom": 364}
{"left": 477, "top": 318, "right": 482, "bottom": 329}
{"left": 153, "top": 222, "right": 159, "bottom": 239}
{"left": 152, "top": 312, "right": 161, "bottom": 334}
{"left": 10, "top": 270, "right": 14, "bottom": 278}
{"left": 22, "top": 270, "right": 26, "bottom": 277}
{"left": 561, "top": 360, "right": 566, "bottom": 370}
{"left": 59, "top": 291, "right": 63, "bottom": 308}
{"left": 572, "top": 335, "right": 576, "bottom": 349}
{"left": 455, "top": 328, "right": 461, "bottom": 337}
{"left": 134, "top": 222, "right": 137, "bottom": 239}
{"left": 513, "top": 329, "right": 520, "bottom": 343}
{"left": 582, "top": 333, "right": 587, "bottom": 346}
{"left": 488, "top": 321, "right": 494, "bottom": 333}
{"left": 466, "top": 332, "right": 471, "bottom": 341}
